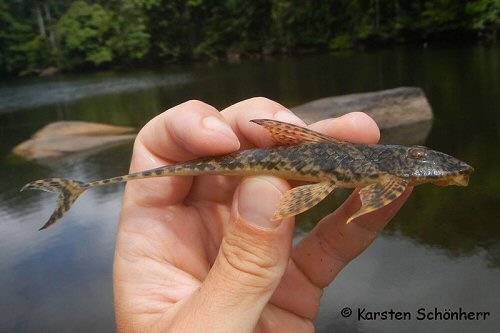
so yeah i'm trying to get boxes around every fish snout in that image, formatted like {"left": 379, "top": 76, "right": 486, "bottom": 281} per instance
{"left": 458, "top": 160, "right": 474, "bottom": 175}
{"left": 450, "top": 160, "right": 474, "bottom": 186}
{"left": 432, "top": 157, "right": 474, "bottom": 187}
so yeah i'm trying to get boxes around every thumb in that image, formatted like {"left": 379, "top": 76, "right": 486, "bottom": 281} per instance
{"left": 215, "top": 175, "right": 294, "bottom": 292}
{"left": 187, "top": 176, "right": 294, "bottom": 332}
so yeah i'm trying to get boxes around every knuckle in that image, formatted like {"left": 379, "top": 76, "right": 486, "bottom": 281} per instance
{"left": 220, "top": 230, "right": 283, "bottom": 291}
{"left": 248, "top": 96, "right": 273, "bottom": 104}
{"left": 179, "top": 99, "right": 217, "bottom": 113}
{"left": 246, "top": 96, "right": 284, "bottom": 110}
{"left": 162, "top": 100, "right": 219, "bottom": 122}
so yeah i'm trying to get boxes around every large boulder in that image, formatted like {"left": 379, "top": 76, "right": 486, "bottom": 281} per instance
{"left": 31, "top": 121, "right": 134, "bottom": 138}
{"left": 292, "top": 87, "right": 433, "bottom": 128}
{"left": 292, "top": 86, "right": 433, "bottom": 145}
{"left": 13, "top": 121, "right": 136, "bottom": 161}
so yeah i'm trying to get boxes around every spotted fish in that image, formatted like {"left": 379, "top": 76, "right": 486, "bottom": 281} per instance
{"left": 21, "top": 119, "right": 473, "bottom": 230}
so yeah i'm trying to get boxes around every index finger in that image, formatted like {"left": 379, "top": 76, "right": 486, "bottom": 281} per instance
{"left": 125, "top": 100, "right": 240, "bottom": 208}
{"left": 220, "top": 97, "right": 380, "bottom": 148}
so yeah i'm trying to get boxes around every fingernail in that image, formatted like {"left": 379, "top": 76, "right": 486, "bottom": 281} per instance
{"left": 237, "top": 177, "right": 284, "bottom": 229}
{"left": 202, "top": 116, "right": 240, "bottom": 146}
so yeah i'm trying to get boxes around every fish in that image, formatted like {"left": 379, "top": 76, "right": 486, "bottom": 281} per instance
{"left": 21, "top": 119, "right": 474, "bottom": 230}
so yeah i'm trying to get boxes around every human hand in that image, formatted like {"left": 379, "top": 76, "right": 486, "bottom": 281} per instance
{"left": 113, "top": 98, "right": 412, "bottom": 332}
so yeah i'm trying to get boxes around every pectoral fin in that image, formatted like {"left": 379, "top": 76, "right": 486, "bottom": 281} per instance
{"left": 251, "top": 119, "right": 337, "bottom": 145}
{"left": 272, "top": 182, "right": 336, "bottom": 220}
{"left": 347, "top": 177, "right": 408, "bottom": 223}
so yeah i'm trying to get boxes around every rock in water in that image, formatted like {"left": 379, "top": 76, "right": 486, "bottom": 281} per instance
{"left": 13, "top": 121, "right": 136, "bottom": 162}
{"left": 32, "top": 121, "right": 134, "bottom": 138}
{"left": 291, "top": 87, "right": 433, "bottom": 128}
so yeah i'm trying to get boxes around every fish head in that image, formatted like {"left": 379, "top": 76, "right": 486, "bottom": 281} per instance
{"left": 400, "top": 146, "right": 474, "bottom": 186}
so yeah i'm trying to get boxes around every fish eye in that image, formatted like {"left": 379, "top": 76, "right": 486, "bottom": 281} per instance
{"left": 408, "top": 147, "right": 427, "bottom": 159}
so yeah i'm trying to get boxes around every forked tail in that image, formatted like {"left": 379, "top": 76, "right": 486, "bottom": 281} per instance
{"left": 21, "top": 178, "right": 88, "bottom": 230}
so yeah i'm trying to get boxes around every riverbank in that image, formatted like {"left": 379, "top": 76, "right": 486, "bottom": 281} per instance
{"left": 2, "top": 0, "right": 498, "bottom": 78}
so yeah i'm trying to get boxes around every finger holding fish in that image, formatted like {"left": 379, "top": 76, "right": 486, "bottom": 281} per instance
{"left": 187, "top": 98, "right": 303, "bottom": 204}
{"left": 126, "top": 100, "right": 241, "bottom": 208}
{"left": 221, "top": 97, "right": 307, "bottom": 149}
{"left": 136, "top": 100, "right": 240, "bottom": 166}
{"left": 267, "top": 112, "right": 388, "bottom": 316}
{"left": 308, "top": 112, "right": 380, "bottom": 144}
{"left": 288, "top": 186, "right": 413, "bottom": 292}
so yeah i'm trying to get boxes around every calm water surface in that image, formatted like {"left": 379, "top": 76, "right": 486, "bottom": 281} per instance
{"left": 1, "top": 45, "right": 499, "bottom": 332}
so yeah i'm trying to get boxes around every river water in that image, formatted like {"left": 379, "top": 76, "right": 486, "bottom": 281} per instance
{"left": 0, "top": 44, "right": 499, "bottom": 332}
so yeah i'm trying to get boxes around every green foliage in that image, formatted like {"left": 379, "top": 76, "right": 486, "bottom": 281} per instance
{"left": 1, "top": 0, "right": 499, "bottom": 77}
{"left": 56, "top": 1, "right": 114, "bottom": 68}
{"left": 194, "top": 0, "right": 272, "bottom": 59}
{"left": 420, "top": 0, "right": 463, "bottom": 33}
{"left": 107, "top": 0, "right": 151, "bottom": 62}
{"left": 10, "top": 35, "right": 54, "bottom": 76}
{"left": 0, "top": 0, "right": 39, "bottom": 74}
{"left": 329, "top": 33, "right": 354, "bottom": 50}
{"left": 55, "top": 0, "right": 151, "bottom": 69}
{"left": 465, "top": 0, "right": 500, "bottom": 32}
{"left": 142, "top": 0, "right": 191, "bottom": 61}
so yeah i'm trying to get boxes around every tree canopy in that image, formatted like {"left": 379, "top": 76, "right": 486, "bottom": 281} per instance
{"left": 1, "top": 0, "right": 499, "bottom": 76}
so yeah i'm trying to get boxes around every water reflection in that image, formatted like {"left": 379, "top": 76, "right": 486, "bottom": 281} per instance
{"left": 0, "top": 146, "right": 131, "bottom": 332}
{"left": 0, "top": 72, "right": 191, "bottom": 113}
{"left": 315, "top": 236, "right": 500, "bottom": 333}
{"left": 0, "top": 195, "right": 118, "bottom": 332}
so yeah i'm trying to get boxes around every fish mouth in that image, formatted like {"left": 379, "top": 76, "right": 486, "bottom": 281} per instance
{"left": 433, "top": 166, "right": 474, "bottom": 187}
{"left": 432, "top": 174, "right": 469, "bottom": 187}
{"left": 448, "top": 173, "right": 470, "bottom": 186}
{"left": 451, "top": 161, "right": 474, "bottom": 186}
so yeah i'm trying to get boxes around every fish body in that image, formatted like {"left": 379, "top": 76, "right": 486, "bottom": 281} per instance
{"left": 22, "top": 119, "right": 473, "bottom": 230}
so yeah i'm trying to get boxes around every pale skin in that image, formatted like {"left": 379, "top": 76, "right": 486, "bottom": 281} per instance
{"left": 113, "top": 97, "right": 412, "bottom": 332}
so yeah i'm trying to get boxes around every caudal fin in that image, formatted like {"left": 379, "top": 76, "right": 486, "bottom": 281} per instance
{"left": 21, "top": 178, "right": 88, "bottom": 230}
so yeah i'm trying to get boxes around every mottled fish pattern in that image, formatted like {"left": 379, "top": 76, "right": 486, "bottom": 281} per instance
{"left": 22, "top": 119, "right": 473, "bottom": 230}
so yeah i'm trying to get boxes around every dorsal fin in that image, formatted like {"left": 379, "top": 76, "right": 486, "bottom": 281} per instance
{"left": 251, "top": 119, "right": 337, "bottom": 145}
